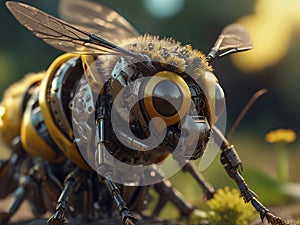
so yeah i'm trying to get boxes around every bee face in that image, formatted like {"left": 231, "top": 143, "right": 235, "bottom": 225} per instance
{"left": 94, "top": 36, "right": 226, "bottom": 161}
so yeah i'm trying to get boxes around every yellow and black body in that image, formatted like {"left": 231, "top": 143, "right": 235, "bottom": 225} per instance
{"left": 1, "top": 37, "right": 222, "bottom": 170}
{"left": 1, "top": 0, "right": 244, "bottom": 174}
{"left": 2, "top": 49, "right": 209, "bottom": 167}
{"left": 0, "top": 54, "right": 89, "bottom": 168}
{"left": 0, "top": 1, "right": 284, "bottom": 225}
{"left": 0, "top": 72, "right": 43, "bottom": 147}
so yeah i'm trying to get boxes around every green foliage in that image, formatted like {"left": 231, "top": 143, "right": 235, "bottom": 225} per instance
{"left": 206, "top": 187, "right": 257, "bottom": 225}
{"left": 243, "top": 168, "right": 292, "bottom": 205}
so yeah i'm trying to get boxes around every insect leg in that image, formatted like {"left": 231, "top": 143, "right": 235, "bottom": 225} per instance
{"left": 97, "top": 167, "right": 138, "bottom": 225}
{"left": 178, "top": 160, "right": 215, "bottom": 200}
{"left": 153, "top": 179, "right": 194, "bottom": 217}
{"left": 0, "top": 159, "right": 16, "bottom": 198}
{"left": 213, "top": 127, "right": 287, "bottom": 225}
{"left": 151, "top": 187, "right": 167, "bottom": 217}
{"left": 95, "top": 139, "right": 138, "bottom": 224}
{"left": 0, "top": 180, "right": 27, "bottom": 225}
{"left": 0, "top": 137, "right": 26, "bottom": 198}
{"left": 0, "top": 157, "right": 45, "bottom": 224}
{"left": 48, "top": 167, "right": 86, "bottom": 225}
{"left": 146, "top": 166, "right": 193, "bottom": 217}
{"left": 94, "top": 95, "right": 137, "bottom": 225}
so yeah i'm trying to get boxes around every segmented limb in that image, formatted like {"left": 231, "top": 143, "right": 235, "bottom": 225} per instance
{"left": 0, "top": 180, "right": 27, "bottom": 225}
{"left": 100, "top": 173, "right": 138, "bottom": 225}
{"left": 0, "top": 137, "right": 27, "bottom": 224}
{"left": 0, "top": 158, "right": 16, "bottom": 198}
{"left": 143, "top": 165, "right": 193, "bottom": 217}
{"left": 95, "top": 95, "right": 137, "bottom": 225}
{"left": 48, "top": 167, "right": 86, "bottom": 225}
{"left": 95, "top": 158, "right": 139, "bottom": 224}
{"left": 0, "top": 157, "right": 47, "bottom": 225}
{"left": 0, "top": 137, "right": 26, "bottom": 198}
{"left": 95, "top": 149, "right": 138, "bottom": 225}
{"left": 178, "top": 160, "right": 215, "bottom": 200}
{"left": 153, "top": 179, "right": 194, "bottom": 217}
{"left": 212, "top": 126, "right": 287, "bottom": 225}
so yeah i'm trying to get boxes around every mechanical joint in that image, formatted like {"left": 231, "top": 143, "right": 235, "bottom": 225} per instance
{"left": 220, "top": 145, "right": 242, "bottom": 170}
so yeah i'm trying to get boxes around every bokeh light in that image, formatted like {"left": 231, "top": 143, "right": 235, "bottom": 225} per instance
{"left": 143, "top": 0, "right": 185, "bottom": 18}
{"left": 232, "top": 0, "right": 300, "bottom": 73}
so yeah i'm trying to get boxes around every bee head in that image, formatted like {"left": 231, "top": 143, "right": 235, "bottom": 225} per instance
{"left": 95, "top": 36, "right": 228, "bottom": 162}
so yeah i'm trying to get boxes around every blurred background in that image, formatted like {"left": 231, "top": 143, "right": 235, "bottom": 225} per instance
{"left": 0, "top": 0, "right": 299, "bottom": 220}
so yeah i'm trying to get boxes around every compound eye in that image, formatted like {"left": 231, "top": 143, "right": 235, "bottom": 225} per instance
{"left": 143, "top": 71, "right": 191, "bottom": 127}
{"left": 152, "top": 80, "right": 183, "bottom": 117}
{"left": 215, "top": 83, "right": 225, "bottom": 118}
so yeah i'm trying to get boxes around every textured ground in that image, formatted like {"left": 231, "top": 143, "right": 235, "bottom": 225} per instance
{"left": 1, "top": 195, "right": 299, "bottom": 225}
{"left": 11, "top": 218, "right": 186, "bottom": 225}
{"left": 0, "top": 195, "right": 186, "bottom": 225}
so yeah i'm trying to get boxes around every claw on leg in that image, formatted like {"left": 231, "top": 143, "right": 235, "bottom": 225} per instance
{"left": 48, "top": 168, "right": 85, "bottom": 225}
{"left": 124, "top": 217, "right": 138, "bottom": 225}
{"left": 265, "top": 212, "right": 287, "bottom": 225}
{"left": 101, "top": 175, "right": 138, "bottom": 225}
{"left": 212, "top": 126, "right": 287, "bottom": 225}
{"left": 48, "top": 212, "right": 65, "bottom": 225}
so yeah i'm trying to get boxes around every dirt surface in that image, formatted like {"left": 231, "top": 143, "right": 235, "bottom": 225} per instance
{"left": 1, "top": 195, "right": 299, "bottom": 225}
{"left": 0, "top": 195, "right": 186, "bottom": 225}
{"left": 11, "top": 218, "right": 186, "bottom": 225}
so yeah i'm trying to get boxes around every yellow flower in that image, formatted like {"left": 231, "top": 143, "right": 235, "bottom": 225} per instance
{"left": 207, "top": 187, "right": 257, "bottom": 225}
{"left": 265, "top": 129, "right": 296, "bottom": 144}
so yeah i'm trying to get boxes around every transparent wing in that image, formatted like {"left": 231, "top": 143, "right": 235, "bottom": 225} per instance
{"left": 207, "top": 23, "right": 252, "bottom": 61}
{"left": 59, "top": 0, "right": 140, "bottom": 44}
{"left": 6, "top": 1, "right": 135, "bottom": 56}
{"left": 215, "top": 24, "right": 252, "bottom": 56}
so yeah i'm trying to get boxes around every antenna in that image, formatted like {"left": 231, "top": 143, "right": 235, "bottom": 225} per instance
{"left": 227, "top": 89, "right": 268, "bottom": 139}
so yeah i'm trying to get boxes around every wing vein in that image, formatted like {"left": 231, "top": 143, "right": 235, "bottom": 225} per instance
{"left": 7, "top": 1, "right": 136, "bottom": 56}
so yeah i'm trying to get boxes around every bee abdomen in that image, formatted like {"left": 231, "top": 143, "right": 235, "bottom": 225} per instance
{"left": 0, "top": 72, "right": 43, "bottom": 147}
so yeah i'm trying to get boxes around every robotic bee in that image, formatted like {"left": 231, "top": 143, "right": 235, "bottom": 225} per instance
{"left": 0, "top": 0, "right": 286, "bottom": 224}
